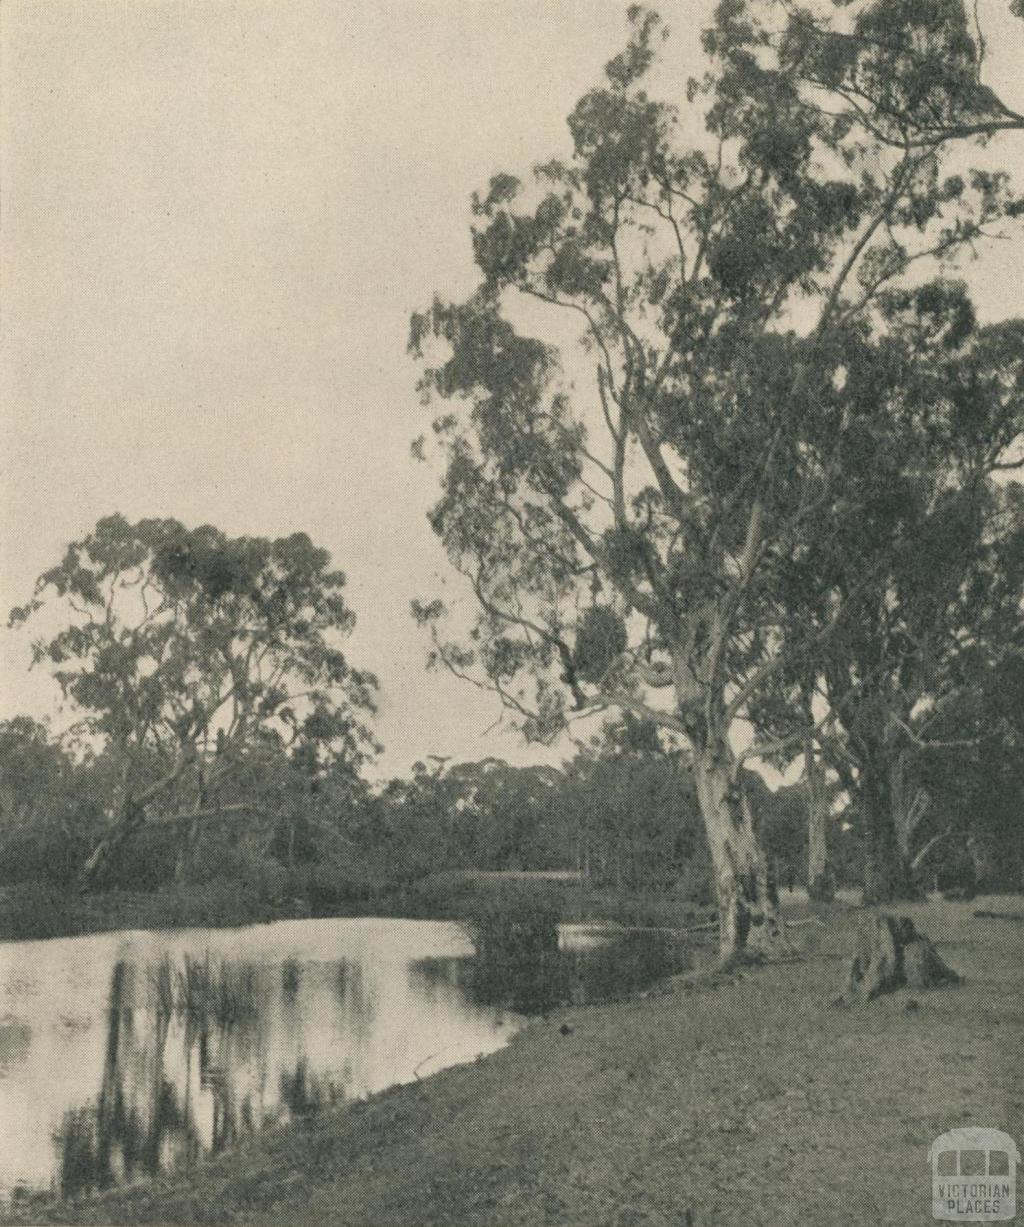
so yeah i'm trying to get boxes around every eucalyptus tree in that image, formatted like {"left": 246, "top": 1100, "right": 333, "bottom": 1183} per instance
{"left": 373, "top": 757, "right": 566, "bottom": 877}
{"left": 856, "top": 473, "right": 1024, "bottom": 898}
{"left": 913, "top": 640, "right": 1024, "bottom": 890}
{"left": 409, "top": 1, "right": 1023, "bottom": 959}
{"left": 753, "top": 296, "right": 1024, "bottom": 901}
{"left": 442, "top": 758, "right": 567, "bottom": 870}
{"left": 821, "top": 488, "right": 1024, "bottom": 903}
{"left": 10, "top": 514, "right": 379, "bottom": 884}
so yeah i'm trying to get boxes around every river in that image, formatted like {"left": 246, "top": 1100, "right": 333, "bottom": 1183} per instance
{"left": 0, "top": 915, "right": 689, "bottom": 1205}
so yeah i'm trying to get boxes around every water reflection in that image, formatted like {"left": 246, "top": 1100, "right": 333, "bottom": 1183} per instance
{"left": 0, "top": 918, "right": 521, "bottom": 1203}
{"left": 54, "top": 955, "right": 341, "bottom": 1197}
{"left": 412, "top": 924, "right": 693, "bottom": 1017}
{"left": 1, "top": 918, "right": 688, "bottom": 1203}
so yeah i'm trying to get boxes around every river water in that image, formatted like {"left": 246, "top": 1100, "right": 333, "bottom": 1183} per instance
{"left": 0, "top": 915, "right": 689, "bottom": 1204}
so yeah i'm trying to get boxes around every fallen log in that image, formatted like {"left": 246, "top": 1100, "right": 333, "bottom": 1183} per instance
{"left": 835, "top": 914, "right": 960, "bottom": 1005}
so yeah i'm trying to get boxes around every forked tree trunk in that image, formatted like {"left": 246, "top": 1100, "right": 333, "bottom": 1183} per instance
{"left": 693, "top": 746, "right": 785, "bottom": 964}
{"left": 79, "top": 754, "right": 190, "bottom": 890}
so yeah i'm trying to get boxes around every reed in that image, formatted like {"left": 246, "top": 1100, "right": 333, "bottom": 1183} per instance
{"left": 150, "top": 954, "right": 261, "bottom": 1028}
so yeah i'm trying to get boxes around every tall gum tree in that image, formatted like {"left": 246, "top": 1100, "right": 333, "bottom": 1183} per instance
{"left": 752, "top": 296, "right": 1024, "bottom": 902}
{"left": 9, "top": 515, "right": 379, "bottom": 885}
{"left": 832, "top": 476, "right": 1024, "bottom": 902}
{"left": 409, "top": 2, "right": 1023, "bottom": 961}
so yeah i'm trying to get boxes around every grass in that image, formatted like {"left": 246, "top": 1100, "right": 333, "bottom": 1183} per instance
{"left": 4, "top": 893, "right": 1020, "bottom": 1227}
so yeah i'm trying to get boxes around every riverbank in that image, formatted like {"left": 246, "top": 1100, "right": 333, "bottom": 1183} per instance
{"left": 0, "top": 872, "right": 711, "bottom": 944}
{"left": 5, "top": 894, "right": 1019, "bottom": 1227}
{"left": 0, "top": 882, "right": 300, "bottom": 942}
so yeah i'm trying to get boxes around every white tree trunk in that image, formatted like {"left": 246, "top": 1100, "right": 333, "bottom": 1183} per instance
{"left": 693, "top": 745, "right": 784, "bottom": 964}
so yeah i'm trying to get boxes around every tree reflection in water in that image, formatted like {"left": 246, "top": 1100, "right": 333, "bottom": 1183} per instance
{"left": 411, "top": 926, "right": 692, "bottom": 1018}
{"left": 280, "top": 1057, "right": 344, "bottom": 1117}
{"left": 54, "top": 955, "right": 348, "bottom": 1198}
{"left": 15, "top": 920, "right": 520, "bottom": 1203}
{"left": 52, "top": 929, "right": 688, "bottom": 1197}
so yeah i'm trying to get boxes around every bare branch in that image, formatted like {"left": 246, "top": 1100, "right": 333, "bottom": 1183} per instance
{"left": 909, "top": 823, "right": 953, "bottom": 873}
{"left": 892, "top": 714, "right": 980, "bottom": 751}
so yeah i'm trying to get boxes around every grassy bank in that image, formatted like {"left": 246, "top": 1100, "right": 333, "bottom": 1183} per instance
{"left": 5, "top": 895, "right": 1020, "bottom": 1227}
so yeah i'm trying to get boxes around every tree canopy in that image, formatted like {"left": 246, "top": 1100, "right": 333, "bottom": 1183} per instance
{"left": 10, "top": 514, "right": 379, "bottom": 883}
{"left": 409, "top": 0, "right": 1024, "bottom": 957}
{"left": 749, "top": 302, "right": 1024, "bottom": 897}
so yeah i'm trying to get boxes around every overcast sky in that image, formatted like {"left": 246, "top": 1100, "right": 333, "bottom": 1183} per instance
{"left": 3, "top": 0, "right": 1023, "bottom": 780}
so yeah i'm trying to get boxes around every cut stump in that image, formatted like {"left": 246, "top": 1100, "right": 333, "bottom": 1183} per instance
{"left": 836, "top": 914, "right": 960, "bottom": 1004}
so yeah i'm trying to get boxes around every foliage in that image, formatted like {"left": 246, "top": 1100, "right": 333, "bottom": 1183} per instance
{"left": 564, "top": 716, "right": 712, "bottom": 897}
{"left": 408, "top": 1, "right": 1023, "bottom": 932}
{"left": 908, "top": 644, "right": 1024, "bottom": 890}
{"left": 365, "top": 716, "right": 712, "bottom": 902}
{"left": 9, "top": 515, "right": 379, "bottom": 881}
{"left": 749, "top": 301, "right": 1024, "bottom": 897}
{"left": 0, "top": 719, "right": 109, "bottom": 885}
{"left": 367, "top": 758, "right": 568, "bottom": 879}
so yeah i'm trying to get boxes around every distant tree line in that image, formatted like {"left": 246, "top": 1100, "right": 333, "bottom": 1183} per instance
{"left": 2, "top": 691, "right": 1021, "bottom": 914}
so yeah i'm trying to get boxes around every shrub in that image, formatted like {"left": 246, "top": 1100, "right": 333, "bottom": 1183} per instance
{"left": 0, "top": 826, "right": 93, "bottom": 888}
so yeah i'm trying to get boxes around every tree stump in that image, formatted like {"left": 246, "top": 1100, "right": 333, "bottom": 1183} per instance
{"left": 836, "top": 914, "right": 960, "bottom": 1004}
{"left": 902, "top": 937, "right": 960, "bottom": 990}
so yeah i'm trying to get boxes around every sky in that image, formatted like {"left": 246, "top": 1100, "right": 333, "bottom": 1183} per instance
{"left": 2, "top": 0, "right": 1023, "bottom": 781}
